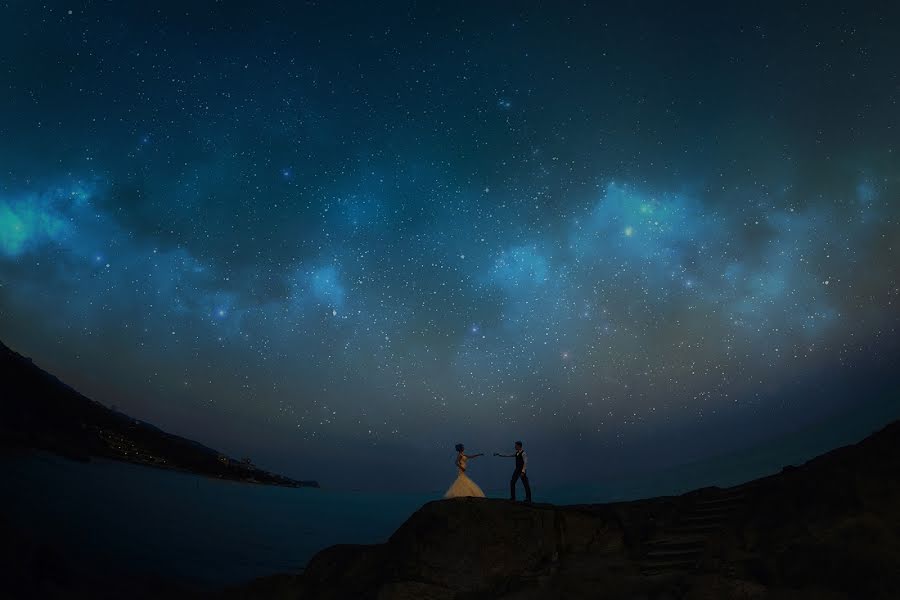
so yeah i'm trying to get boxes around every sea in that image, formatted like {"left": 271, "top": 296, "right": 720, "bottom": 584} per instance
{"left": 1, "top": 453, "right": 436, "bottom": 587}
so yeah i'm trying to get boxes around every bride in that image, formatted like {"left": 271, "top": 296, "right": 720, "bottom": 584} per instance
{"left": 444, "top": 443, "right": 485, "bottom": 498}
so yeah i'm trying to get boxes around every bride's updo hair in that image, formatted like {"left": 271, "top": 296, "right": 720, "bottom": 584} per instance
{"left": 455, "top": 443, "right": 464, "bottom": 452}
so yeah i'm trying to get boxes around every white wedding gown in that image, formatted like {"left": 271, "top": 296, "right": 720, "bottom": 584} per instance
{"left": 444, "top": 453, "right": 485, "bottom": 498}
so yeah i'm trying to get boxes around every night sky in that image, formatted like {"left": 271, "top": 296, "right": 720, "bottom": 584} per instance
{"left": 2, "top": 2, "right": 899, "bottom": 491}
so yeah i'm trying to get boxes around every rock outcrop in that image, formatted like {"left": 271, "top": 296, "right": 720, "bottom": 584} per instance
{"left": 226, "top": 419, "right": 900, "bottom": 599}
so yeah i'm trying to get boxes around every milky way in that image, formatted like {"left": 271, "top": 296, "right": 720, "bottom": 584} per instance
{"left": 1, "top": 2, "right": 898, "bottom": 489}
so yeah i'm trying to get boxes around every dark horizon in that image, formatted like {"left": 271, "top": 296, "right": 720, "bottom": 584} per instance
{"left": 2, "top": 1, "right": 899, "bottom": 493}
{"left": 3, "top": 331, "right": 898, "bottom": 494}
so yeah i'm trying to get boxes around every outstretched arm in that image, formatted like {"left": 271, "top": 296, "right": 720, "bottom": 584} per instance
{"left": 465, "top": 453, "right": 484, "bottom": 459}
{"left": 493, "top": 452, "right": 514, "bottom": 457}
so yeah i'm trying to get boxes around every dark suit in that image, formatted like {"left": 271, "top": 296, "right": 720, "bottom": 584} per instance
{"left": 510, "top": 449, "right": 532, "bottom": 501}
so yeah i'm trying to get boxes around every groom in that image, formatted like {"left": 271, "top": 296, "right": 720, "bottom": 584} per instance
{"left": 494, "top": 441, "right": 532, "bottom": 503}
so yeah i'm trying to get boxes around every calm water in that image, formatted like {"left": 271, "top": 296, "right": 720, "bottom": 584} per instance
{"left": 1, "top": 454, "right": 435, "bottom": 586}
{"left": 3, "top": 394, "right": 897, "bottom": 588}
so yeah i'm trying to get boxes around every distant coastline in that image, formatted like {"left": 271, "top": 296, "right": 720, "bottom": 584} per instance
{"left": 0, "top": 339, "right": 318, "bottom": 488}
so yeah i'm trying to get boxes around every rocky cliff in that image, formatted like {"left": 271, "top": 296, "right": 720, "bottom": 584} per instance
{"left": 226, "top": 418, "right": 900, "bottom": 599}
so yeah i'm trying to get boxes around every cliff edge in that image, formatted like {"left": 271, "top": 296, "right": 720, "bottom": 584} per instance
{"left": 226, "top": 419, "right": 900, "bottom": 599}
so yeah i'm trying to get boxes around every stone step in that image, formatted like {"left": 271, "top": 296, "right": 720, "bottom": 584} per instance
{"left": 645, "top": 536, "right": 708, "bottom": 550}
{"left": 666, "top": 522, "right": 722, "bottom": 535}
{"left": 639, "top": 558, "right": 697, "bottom": 573}
{"left": 641, "top": 569, "right": 687, "bottom": 578}
{"left": 641, "top": 567, "right": 693, "bottom": 577}
{"left": 645, "top": 546, "right": 704, "bottom": 559}
{"left": 694, "top": 494, "right": 745, "bottom": 507}
{"left": 682, "top": 513, "right": 728, "bottom": 523}
{"left": 690, "top": 503, "right": 741, "bottom": 514}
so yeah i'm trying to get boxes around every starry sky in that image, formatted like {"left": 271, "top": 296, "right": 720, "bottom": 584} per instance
{"left": 1, "top": 1, "right": 899, "bottom": 491}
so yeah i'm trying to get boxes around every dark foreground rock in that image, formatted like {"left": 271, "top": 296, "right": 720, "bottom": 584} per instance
{"left": 224, "top": 419, "right": 900, "bottom": 600}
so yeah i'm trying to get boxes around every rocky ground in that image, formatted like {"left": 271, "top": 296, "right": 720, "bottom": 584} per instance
{"left": 223, "top": 419, "right": 900, "bottom": 599}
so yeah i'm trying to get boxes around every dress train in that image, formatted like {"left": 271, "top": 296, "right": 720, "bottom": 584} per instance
{"left": 444, "top": 472, "right": 485, "bottom": 498}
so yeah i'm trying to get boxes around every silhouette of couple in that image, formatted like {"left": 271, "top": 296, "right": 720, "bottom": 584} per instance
{"left": 444, "top": 441, "right": 532, "bottom": 503}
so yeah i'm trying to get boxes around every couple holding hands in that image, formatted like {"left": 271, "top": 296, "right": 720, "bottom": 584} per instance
{"left": 444, "top": 441, "right": 532, "bottom": 503}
